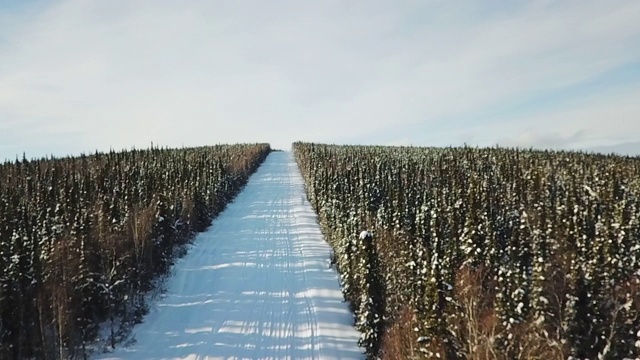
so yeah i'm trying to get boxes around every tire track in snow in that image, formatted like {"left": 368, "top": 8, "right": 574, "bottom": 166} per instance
{"left": 95, "top": 152, "right": 363, "bottom": 360}
{"left": 287, "top": 162, "right": 320, "bottom": 359}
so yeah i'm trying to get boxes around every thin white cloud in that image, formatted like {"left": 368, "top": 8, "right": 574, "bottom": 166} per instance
{"left": 0, "top": 0, "right": 639, "bottom": 159}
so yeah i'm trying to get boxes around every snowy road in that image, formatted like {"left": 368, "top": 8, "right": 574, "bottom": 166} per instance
{"left": 96, "top": 152, "right": 363, "bottom": 360}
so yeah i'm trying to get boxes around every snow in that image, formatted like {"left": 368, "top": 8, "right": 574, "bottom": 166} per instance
{"left": 582, "top": 184, "right": 598, "bottom": 198}
{"left": 95, "top": 152, "right": 363, "bottom": 360}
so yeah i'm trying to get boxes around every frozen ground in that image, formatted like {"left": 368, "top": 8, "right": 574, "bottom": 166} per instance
{"left": 95, "top": 152, "right": 363, "bottom": 360}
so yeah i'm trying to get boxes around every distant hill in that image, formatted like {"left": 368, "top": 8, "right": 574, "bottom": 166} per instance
{"left": 587, "top": 141, "right": 640, "bottom": 157}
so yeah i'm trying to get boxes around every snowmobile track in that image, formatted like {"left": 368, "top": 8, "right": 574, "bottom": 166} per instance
{"left": 96, "top": 151, "right": 363, "bottom": 360}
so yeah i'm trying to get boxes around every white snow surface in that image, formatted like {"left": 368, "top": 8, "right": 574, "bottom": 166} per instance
{"left": 95, "top": 152, "right": 363, "bottom": 360}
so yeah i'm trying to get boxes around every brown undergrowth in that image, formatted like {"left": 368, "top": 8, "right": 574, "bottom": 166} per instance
{"left": 379, "top": 264, "right": 569, "bottom": 360}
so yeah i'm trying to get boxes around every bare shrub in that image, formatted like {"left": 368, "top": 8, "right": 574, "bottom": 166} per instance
{"left": 380, "top": 307, "right": 422, "bottom": 360}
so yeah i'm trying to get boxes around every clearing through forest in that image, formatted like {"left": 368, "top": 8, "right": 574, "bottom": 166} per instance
{"left": 96, "top": 151, "right": 363, "bottom": 360}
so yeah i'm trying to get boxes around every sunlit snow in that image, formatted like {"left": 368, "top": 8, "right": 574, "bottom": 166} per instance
{"left": 95, "top": 152, "right": 363, "bottom": 360}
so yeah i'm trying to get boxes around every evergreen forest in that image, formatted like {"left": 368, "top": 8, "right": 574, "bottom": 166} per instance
{"left": 294, "top": 142, "right": 640, "bottom": 359}
{"left": 0, "top": 144, "right": 270, "bottom": 359}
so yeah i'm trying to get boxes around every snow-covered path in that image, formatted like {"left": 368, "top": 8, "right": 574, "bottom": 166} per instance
{"left": 96, "top": 152, "right": 363, "bottom": 360}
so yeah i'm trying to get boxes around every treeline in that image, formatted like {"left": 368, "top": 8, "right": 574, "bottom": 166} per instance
{"left": 0, "top": 144, "right": 270, "bottom": 359}
{"left": 293, "top": 142, "right": 640, "bottom": 360}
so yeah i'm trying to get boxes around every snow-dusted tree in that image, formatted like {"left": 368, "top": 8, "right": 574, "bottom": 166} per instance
{"left": 354, "top": 231, "right": 385, "bottom": 357}
{"left": 293, "top": 142, "right": 640, "bottom": 359}
{"left": 0, "top": 144, "right": 271, "bottom": 359}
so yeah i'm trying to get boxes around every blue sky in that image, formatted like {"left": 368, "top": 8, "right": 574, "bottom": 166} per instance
{"left": 1, "top": 0, "right": 639, "bottom": 160}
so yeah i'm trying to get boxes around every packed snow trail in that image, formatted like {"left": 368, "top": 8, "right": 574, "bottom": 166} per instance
{"left": 96, "top": 152, "right": 363, "bottom": 360}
